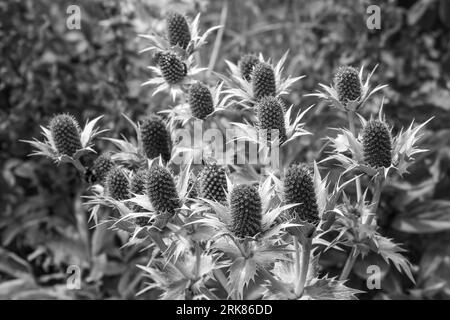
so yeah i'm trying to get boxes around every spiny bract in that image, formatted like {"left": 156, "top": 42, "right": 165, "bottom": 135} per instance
{"left": 105, "top": 167, "right": 130, "bottom": 201}
{"left": 256, "top": 96, "right": 287, "bottom": 144}
{"left": 49, "top": 114, "right": 82, "bottom": 157}
{"left": 198, "top": 163, "right": 227, "bottom": 202}
{"left": 252, "top": 62, "right": 276, "bottom": 100}
{"left": 166, "top": 12, "right": 191, "bottom": 50}
{"left": 362, "top": 120, "right": 392, "bottom": 168}
{"left": 333, "top": 66, "right": 362, "bottom": 104}
{"left": 230, "top": 184, "right": 262, "bottom": 238}
{"left": 140, "top": 115, "right": 172, "bottom": 163}
{"left": 188, "top": 82, "right": 214, "bottom": 120}
{"left": 238, "top": 54, "right": 260, "bottom": 81}
{"left": 157, "top": 51, "right": 187, "bottom": 84}
{"left": 86, "top": 153, "right": 114, "bottom": 186}
{"left": 283, "top": 164, "right": 320, "bottom": 225}
{"left": 146, "top": 165, "right": 180, "bottom": 216}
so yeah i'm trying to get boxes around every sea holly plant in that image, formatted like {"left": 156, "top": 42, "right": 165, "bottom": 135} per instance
{"left": 22, "top": 9, "right": 433, "bottom": 301}
{"left": 23, "top": 114, "right": 106, "bottom": 174}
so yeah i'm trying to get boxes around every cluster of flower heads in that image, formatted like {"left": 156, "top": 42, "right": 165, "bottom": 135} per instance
{"left": 24, "top": 10, "right": 432, "bottom": 301}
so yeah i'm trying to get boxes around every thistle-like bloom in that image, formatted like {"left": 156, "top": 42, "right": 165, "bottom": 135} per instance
{"left": 362, "top": 120, "right": 392, "bottom": 168}
{"left": 86, "top": 153, "right": 115, "bottom": 186}
{"left": 230, "top": 184, "right": 262, "bottom": 238}
{"left": 188, "top": 81, "right": 215, "bottom": 120}
{"left": 334, "top": 66, "right": 362, "bottom": 104}
{"left": 23, "top": 114, "right": 105, "bottom": 165}
{"left": 256, "top": 96, "right": 287, "bottom": 145}
{"left": 105, "top": 167, "right": 130, "bottom": 201}
{"left": 130, "top": 169, "right": 147, "bottom": 195}
{"left": 252, "top": 62, "right": 276, "bottom": 101}
{"left": 198, "top": 163, "right": 228, "bottom": 202}
{"left": 166, "top": 12, "right": 191, "bottom": 50}
{"left": 146, "top": 165, "right": 180, "bottom": 216}
{"left": 238, "top": 54, "right": 260, "bottom": 81}
{"left": 308, "top": 65, "right": 387, "bottom": 111}
{"left": 284, "top": 164, "right": 320, "bottom": 225}
{"left": 49, "top": 114, "right": 82, "bottom": 157}
{"left": 140, "top": 115, "right": 172, "bottom": 163}
{"left": 157, "top": 50, "right": 187, "bottom": 85}
{"left": 223, "top": 52, "right": 304, "bottom": 108}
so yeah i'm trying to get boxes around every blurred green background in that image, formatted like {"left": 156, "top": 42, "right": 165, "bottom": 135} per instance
{"left": 1, "top": 0, "right": 450, "bottom": 299}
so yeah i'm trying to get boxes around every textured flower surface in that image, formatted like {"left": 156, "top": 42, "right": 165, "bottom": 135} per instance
{"left": 256, "top": 96, "right": 287, "bottom": 144}
{"left": 166, "top": 12, "right": 191, "bottom": 49}
{"left": 284, "top": 164, "right": 320, "bottom": 225}
{"left": 140, "top": 115, "right": 172, "bottom": 163}
{"left": 198, "top": 163, "right": 228, "bottom": 202}
{"left": 362, "top": 120, "right": 392, "bottom": 168}
{"left": 238, "top": 54, "right": 260, "bottom": 81}
{"left": 146, "top": 165, "right": 180, "bottom": 216}
{"left": 252, "top": 62, "right": 276, "bottom": 100}
{"left": 333, "top": 66, "right": 362, "bottom": 104}
{"left": 188, "top": 81, "right": 215, "bottom": 120}
{"left": 157, "top": 50, "right": 187, "bottom": 84}
{"left": 49, "top": 114, "right": 82, "bottom": 157}
{"left": 86, "top": 153, "right": 115, "bottom": 185}
{"left": 105, "top": 167, "right": 130, "bottom": 201}
{"left": 230, "top": 184, "right": 263, "bottom": 238}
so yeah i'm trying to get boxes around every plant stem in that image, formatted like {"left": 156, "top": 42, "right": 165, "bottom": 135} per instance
{"left": 206, "top": 1, "right": 228, "bottom": 79}
{"left": 294, "top": 237, "right": 312, "bottom": 297}
{"left": 213, "top": 269, "right": 231, "bottom": 298}
{"left": 366, "top": 177, "right": 384, "bottom": 225}
{"left": 346, "top": 111, "right": 362, "bottom": 201}
{"left": 339, "top": 246, "right": 359, "bottom": 281}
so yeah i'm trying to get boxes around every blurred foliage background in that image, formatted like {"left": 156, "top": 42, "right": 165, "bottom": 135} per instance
{"left": 1, "top": 0, "right": 450, "bottom": 299}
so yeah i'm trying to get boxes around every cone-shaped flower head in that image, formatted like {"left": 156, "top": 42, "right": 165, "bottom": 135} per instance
{"left": 362, "top": 120, "right": 392, "bottom": 168}
{"left": 87, "top": 153, "right": 114, "bottom": 186}
{"left": 166, "top": 12, "right": 191, "bottom": 50}
{"left": 238, "top": 54, "right": 260, "bottom": 81}
{"left": 230, "top": 184, "right": 262, "bottom": 238}
{"left": 333, "top": 66, "right": 362, "bottom": 104}
{"left": 140, "top": 115, "right": 172, "bottom": 163}
{"left": 146, "top": 165, "right": 180, "bottom": 216}
{"left": 157, "top": 51, "right": 187, "bottom": 84}
{"left": 105, "top": 167, "right": 130, "bottom": 201}
{"left": 256, "top": 96, "right": 287, "bottom": 144}
{"left": 49, "top": 114, "right": 82, "bottom": 157}
{"left": 188, "top": 82, "right": 214, "bottom": 120}
{"left": 198, "top": 163, "right": 227, "bottom": 202}
{"left": 252, "top": 62, "right": 276, "bottom": 100}
{"left": 283, "top": 164, "right": 320, "bottom": 225}
{"left": 130, "top": 169, "right": 147, "bottom": 195}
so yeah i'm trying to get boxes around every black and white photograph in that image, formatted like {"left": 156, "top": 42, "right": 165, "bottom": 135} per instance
{"left": 1, "top": 0, "right": 450, "bottom": 306}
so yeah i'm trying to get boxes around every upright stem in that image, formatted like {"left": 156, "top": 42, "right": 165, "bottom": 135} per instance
{"left": 206, "top": 2, "right": 228, "bottom": 79}
{"left": 366, "top": 177, "right": 384, "bottom": 225}
{"left": 213, "top": 269, "right": 231, "bottom": 298}
{"left": 295, "top": 237, "right": 312, "bottom": 297}
{"left": 346, "top": 111, "right": 362, "bottom": 201}
{"left": 339, "top": 246, "right": 359, "bottom": 281}
{"left": 259, "top": 267, "right": 295, "bottom": 299}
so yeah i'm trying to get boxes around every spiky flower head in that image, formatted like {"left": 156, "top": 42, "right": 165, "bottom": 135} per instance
{"left": 140, "top": 115, "right": 172, "bottom": 163}
{"left": 362, "top": 120, "right": 392, "bottom": 168}
{"left": 166, "top": 12, "right": 191, "bottom": 50}
{"left": 157, "top": 51, "right": 187, "bottom": 84}
{"left": 230, "top": 184, "right": 262, "bottom": 238}
{"left": 256, "top": 96, "right": 287, "bottom": 144}
{"left": 105, "top": 167, "right": 130, "bottom": 201}
{"left": 49, "top": 114, "right": 82, "bottom": 157}
{"left": 146, "top": 165, "right": 180, "bottom": 216}
{"left": 130, "top": 169, "right": 147, "bottom": 195}
{"left": 252, "top": 62, "right": 276, "bottom": 100}
{"left": 86, "top": 153, "right": 114, "bottom": 186}
{"left": 283, "top": 164, "right": 320, "bottom": 225}
{"left": 238, "top": 54, "right": 260, "bottom": 81}
{"left": 333, "top": 66, "right": 362, "bottom": 104}
{"left": 188, "top": 82, "right": 214, "bottom": 120}
{"left": 198, "top": 163, "right": 227, "bottom": 202}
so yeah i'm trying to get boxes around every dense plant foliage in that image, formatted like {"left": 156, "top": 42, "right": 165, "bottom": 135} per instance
{"left": 2, "top": 0, "right": 450, "bottom": 300}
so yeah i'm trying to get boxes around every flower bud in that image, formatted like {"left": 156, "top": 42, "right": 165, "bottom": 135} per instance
{"left": 362, "top": 120, "right": 392, "bottom": 168}
{"left": 333, "top": 66, "right": 362, "bottom": 104}
{"left": 146, "top": 165, "right": 180, "bottom": 216}
{"left": 166, "top": 12, "right": 191, "bottom": 50}
{"left": 105, "top": 167, "right": 130, "bottom": 201}
{"left": 256, "top": 96, "right": 287, "bottom": 144}
{"left": 230, "top": 184, "right": 262, "bottom": 238}
{"left": 140, "top": 115, "right": 172, "bottom": 163}
{"left": 198, "top": 163, "right": 227, "bottom": 202}
{"left": 252, "top": 62, "right": 276, "bottom": 100}
{"left": 188, "top": 82, "right": 214, "bottom": 120}
{"left": 49, "top": 114, "right": 82, "bottom": 157}
{"left": 158, "top": 51, "right": 187, "bottom": 84}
